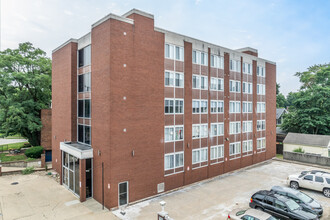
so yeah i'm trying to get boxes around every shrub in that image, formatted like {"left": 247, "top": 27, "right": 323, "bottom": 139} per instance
{"left": 293, "top": 147, "right": 304, "bottom": 153}
{"left": 24, "top": 146, "right": 44, "bottom": 158}
{"left": 22, "top": 167, "right": 34, "bottom": 175}
{"left": 23, "top": 143, "right": 32, "bottom": 148}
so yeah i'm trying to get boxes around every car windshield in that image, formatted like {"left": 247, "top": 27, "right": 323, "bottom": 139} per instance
{"left": 296, "top": 192, "right": 312, "bottom": 203}
{"left": 267, "top": 217, "right": 277, "bottom": 220}
{"left": 285, "top": 200, "right": 301, "bottom": 211}
{"left": 298, "top": 173, "right": 305, "bottom": 178}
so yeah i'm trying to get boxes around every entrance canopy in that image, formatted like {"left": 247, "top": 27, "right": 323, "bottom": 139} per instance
{"left": 60, "top": 142, "right": 93, "bottom": 159}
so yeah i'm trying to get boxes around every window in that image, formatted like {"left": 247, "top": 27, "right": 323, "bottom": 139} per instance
{"left": 78, "top": 45, "right": 91, "bottom": 67}
{"left": 229, "top": 142, "right": 241, "bottom": 156}
{"left": 243, "top": 62, "right": 252, "bottom": 74}
{"left": 210, "top": 78, "right": 217, "bottom": 90}
{"left": 211, "top": 55, "right": 223, "bottom": 68}
{"left": 211, "top": 100, "right": 224, "bottom": 113}
{"left": 211, "top": 123, "right": 224, "bottom": 136}
{"left": 242, "top": 82, "right": 253, "bottom": 94}
{"left": 326, "top": 178, "right": 330, "bottom": 184}
{"left": 230, "top": 122, "right": 241, "bottom": 134}
{"left": 230, "top": 59, "right": 241, "bottom": 72}
{"left": 192, "top": 75, "right": 200, "bottom": 89}
{"left": 211, "top": 101, "right": 217, "bottom": 113}
{"left": 257, "top": 137, "right": 266, "bottom": 150}
{"left": 192, "top": 100, "right": 200, "bottom": 113}
{"left": 229, "top": 80, "right": 241, "bottom": 93}
{"left": 165, "top": 71, "right": 174, "bottom": 87}
{"left": 257, "top": 84, "right": 266, "bottom": 95}
{"left": 165, "top": 43, "right": 174, "bottom": 59}
{"left": 175, "top": 73, "right": 184, "bottom": 87}
{"left": 200, "top": 100, "right": 208, "bottom": 113}
{"left": 243, "top": 102, "right": 253, "bottom": 113}
{"left": 218, "top": 78, "right": 224, "bottom": 91}
{"left": 78, "top": 72, "right": 91, "bottom": 92}
{"left": 165, "top": 126, "right": 184, "bottom": 142}
{"left": 210, "top": 145, "right": 224, "bottom": 160}
{"left": 243, "top": 140, "right": 253, "bottom": 152}
{"left": 165, "top": 152, "right": 184, "bottom": 170}
{"left": 78, "top": 124, "right": 91, "bottom": 145}
{"left": 257, "top": 102, "right": 266, "bottom": 113}
{"left": 257, "top": 66, "right": 265, "bottom": 77}
{"left": 303, "top": 175, "right": 313, "bottom": 181}
{"left": 200, "top": 76, "right": 208, "bottom": 90}
{"left": 164, "top": 99, "right": 174, "bottom": 114}
{"left": 192, "top": 50, "right": 207, "bottom": 65}
{"left": 257, "top": 120, "right": 266, "bottom": 131}
{"left": 243, "top": 121, "right": 253, "bottom": 133}
{"left": 315, "top": 176, "right": 324, "bottom": 183}
{"left": 175, "top": 46, "right": 184, "bottom": 61}
{"left": 175, "top": 99, "right": 184, "bottom": 114}
{"left": 218, "top": 101, "right": 224, "bottom": 113}
{"left": 192, "top": 148, "right": 208, "bottom": 164}
{"left": 275, "top": 200, "right": 286, "bottom": 210}
{"left": 229, "top": 101, "right": 241, "bottom": 113}
{"left": 192, "top": 124, "right": 208, "bottom": 139}
{"left": 118, "top": 182, "right": 128, "bottom": 206}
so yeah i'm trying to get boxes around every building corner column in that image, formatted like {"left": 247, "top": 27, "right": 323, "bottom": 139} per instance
{"left": 80, "top": 159, "right": 86, "bottom": 202}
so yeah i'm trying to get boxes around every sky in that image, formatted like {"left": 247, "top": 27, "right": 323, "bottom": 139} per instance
{"left": 1, "top": 0, "right": 330, "bottom": 95}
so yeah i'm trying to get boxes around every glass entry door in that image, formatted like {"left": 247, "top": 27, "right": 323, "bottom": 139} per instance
{"left": 62, "top": 152, "right": 80, "bottom": 196}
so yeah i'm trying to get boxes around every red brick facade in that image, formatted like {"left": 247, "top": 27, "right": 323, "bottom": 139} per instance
{"left": 52, "top": 9, "right": 276, "bottom": 209}
{"left": 41, "top": 109, "right": 52, "bottom": 150}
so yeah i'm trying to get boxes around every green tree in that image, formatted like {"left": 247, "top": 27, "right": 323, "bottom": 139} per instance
{"left": 276, "top": 83, "right": 288, "bottom": 108}
{"left": 0, "top": 42, "right": 51, "bottom": 146}
{"left": 281, "top": 64, "right": 330, "bottom": 135}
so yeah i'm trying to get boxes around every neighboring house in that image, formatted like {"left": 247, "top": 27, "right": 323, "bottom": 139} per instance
{"left": 276, "top": 108, "right": 287, "bottom": 125}
{"left": 52, "top": 9, "right": 276, "bottom": 209}
{"left": 283, "top": 133, "right": 330, "bottom": 157}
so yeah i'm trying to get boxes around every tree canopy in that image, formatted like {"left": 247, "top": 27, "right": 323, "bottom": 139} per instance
{"left": 0, "top": 42, "right": 51, "bottom": 146}
{"left": 281, "top": 64, "right": 330, "bottom": 135}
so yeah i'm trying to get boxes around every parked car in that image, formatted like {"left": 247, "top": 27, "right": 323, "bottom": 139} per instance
{"left": 249, "top": 190, "right": 318, "bottom": 220}
{"left": 287, "top": 170, "right": 330, "bottom": 198}
{"left": 227, "top": 208, "right": 277, "bottom": 220}
{"left": 271, "top": 186, "right": 323, "bottom": 217}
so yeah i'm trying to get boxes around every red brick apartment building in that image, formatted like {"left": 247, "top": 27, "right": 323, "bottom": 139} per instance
{"left": 52, "top": 9, "right": 276, "bottom": 209}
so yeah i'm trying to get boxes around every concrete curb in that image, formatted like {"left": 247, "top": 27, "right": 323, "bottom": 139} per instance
{"left": 272, "top": 157, "right": 330, "bottom": 170}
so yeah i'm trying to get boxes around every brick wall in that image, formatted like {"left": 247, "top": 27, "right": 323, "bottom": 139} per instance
{"left": 41, "top": 109, "right": 52, "bottom": 150}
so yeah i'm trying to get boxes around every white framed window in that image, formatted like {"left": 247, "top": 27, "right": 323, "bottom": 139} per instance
{"left": 210, "top": 101, "right": 217, "bottom": 113}
{"left": 230, "top": 59, "right": 241, "bottom": 72}
{"left": 192, "top": 50, "right": 207, "bottom": 65}
{"left": 229, "top": 142, "right": 241, "bottom": 156}
{"left": 210, "top": 145, "right": 224, "bottom": 160}
{"left": 175, "top": 73, "right": 184, "bottom": 88}
{"left": 192, "top": 75, "right": 200, "bottom": 89}
{"left": 242, "top": 82, "right": 253, "bottom": 94}
{"left": 257, "top": 66, "right": 266, "bottom": 77}
{"left": 192, "top": 100, "right": 200, "bottom": 113}
{"left": 257, "top": 102, "right": 266, "bottom": 113}
{"left": 257, "top": 120, "right": 266, "bottom": 131}
{"left": 242, "top": 101, "right": 253, "bottom": 113}
{"left": 242, "top": 121, "right": 253, "bottom": 133}
{"left": 164, "top": 151, "right": 184, "bottom": 170}
{"left": 257, "top": 84, "right": 266, "bottom": 95}
{"left": 164, "top": 99, "right": 174, "bottom": 114}
{"left": 192, "top": 147, "right": 208, "bottom": 164}
{"left": 200, "top": 76, "right": 208, "bottom": 90}
{"left": 192, "top": 124, "right": 208, "bottom": 139}
{"left": 200, "top": 100, "right": 208, "bottom": 113}
{"left": 165, "top": 43, "right": 184, "bottom": 61}
{"left": 175, "top": 99, "right": 184, "bottom": 114}
{"left": 218, "top": 101, "right": 224, "bottom": 113}
{"left": 243, "top": 140, "right": 253, "bottom": 152}
{"left": 165, "top": 71, "right": 174, "bottom": 87}
{"left": 165, "top": 125, "right": 184, "bottom": 142}
{"left": 257, "top": 137, "right": 266, "bottom": 149}
{"left": 243, "top": 62, "right": 252, "bottom": 74}
{"left": 229, "top": 80, "right": 241, "bottom": 93}
{"left": 218, "top": 78, "right": 224, "bottom": 91}
{"left": 229, "top": 101, "right": 241, "bottom": 113}
{"left": 210, "top": 78, "right": 217, "bottom": 90}
{"left": 229, "top": 121, "right": 241, "bottom": 134}
{"left": 211, "top": 123, "right": 224, "bottom": 136}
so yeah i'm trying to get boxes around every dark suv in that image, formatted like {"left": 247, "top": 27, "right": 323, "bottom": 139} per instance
{"left": 271, "top": 186, "right": 323, "bottom": 217}
{"left": 249, "top": 190, "right": 318, "bottom": 220}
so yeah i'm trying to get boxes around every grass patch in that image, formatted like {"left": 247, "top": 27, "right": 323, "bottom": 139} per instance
{"left": 0, "top": 153, "right": 27, "bottom": 162}
{"left": 0, "top": 133, "right": 25, "bottom": 139}
{"left": 276, "top": 154, "right": 283, "bottom": 159}
{"left": 293, "top": 147, "right": 305, "bottom": 153}
{"left": 22, "top": 167, "right": 34, "bottom": 175}
{"left": 0, "top": 142, "right": 29, "bottom": 151}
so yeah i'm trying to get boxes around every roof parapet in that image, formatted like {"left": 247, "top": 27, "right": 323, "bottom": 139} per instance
{"left": 91, "top": 13, "right": 134, "bottom": 29}
{"left": 52, "top": 38, "right": 78, "bottom": 54}
{"left": 122, "top": 8, "right": 154, "bottom": 19}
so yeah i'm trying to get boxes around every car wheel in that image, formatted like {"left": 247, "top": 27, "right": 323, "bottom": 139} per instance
{"left": 256, "top": 207, "right": 264, "bottom": 211}
{"left": 290, "top": 181, "right": 299, "bottom": 189}
{"left": 323, "top": 188, "right": 330, "bottom": 198}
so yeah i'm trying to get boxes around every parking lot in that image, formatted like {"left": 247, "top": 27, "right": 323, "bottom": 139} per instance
{"left": 0, "top": 160, "right": 329, "bottom": 220}
{"left": 112, "top": 160, "right": 330, "bottom": 219}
